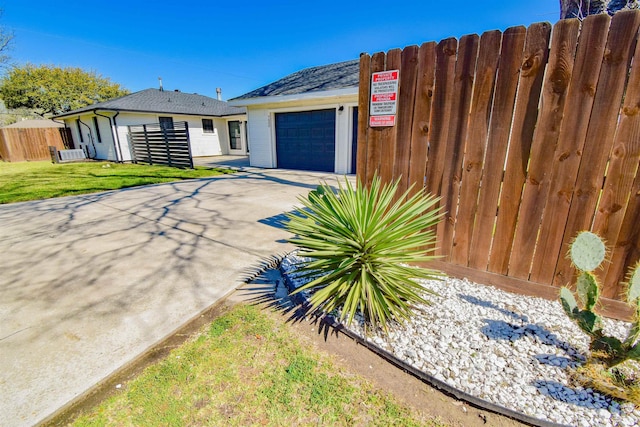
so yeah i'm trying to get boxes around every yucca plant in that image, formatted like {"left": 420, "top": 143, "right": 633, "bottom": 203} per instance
{"left": 285, "top": 175, "right": 445, "bottom": 330}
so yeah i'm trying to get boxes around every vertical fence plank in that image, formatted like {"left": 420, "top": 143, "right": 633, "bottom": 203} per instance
{"left": 356, "top": 54, "right": 371, "bottom": 182}
{"left": 451, "top": 30, "right": 501, "bottom": 266}
{"left": 438, "top": 34, "right": 479, "bottom": 261}
{"left": 509, "top": 19, "right": 580, "bottom": 280}
{"left": 407, "top": 42, "right": 437, "bottom": 197}
{"left": 365, "top": 52, "right": 387, "bottom": 185}
{"left": 554, "top": 10, "right": 640, "bottom": 294}
{"left": 530, "top": 14, "right": 611, "bottom": 284}
{"left": 424, "top": 38, "right": 458, "bottom": 202}
{"left": 379, "top": 48, "right": 402, "bottom": 185}
{"left": 488, "top": 22, "right": 552, "bottom": 275}
{"left": 606, "top": 172, "right": 640, "bottom": 287}
{"left": 594, "top": 23, "right": 640, "bottom": 295}
{"left": 469, "top": 26, "right": 527, "bottom": 270}
{"left": 393, "top": 45, "right": 419, "bottom": 195}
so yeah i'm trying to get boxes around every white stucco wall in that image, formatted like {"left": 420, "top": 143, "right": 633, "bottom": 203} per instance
{"left": 242, "top": 95, "right": 358, "bottom": 174}
{"left": 64, "top": 111, "right": 247, "bottom": 162}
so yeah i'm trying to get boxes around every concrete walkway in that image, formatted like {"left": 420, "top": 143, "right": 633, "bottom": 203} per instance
{"left": 0, "top": 169, "right": 343, "bottom": 427}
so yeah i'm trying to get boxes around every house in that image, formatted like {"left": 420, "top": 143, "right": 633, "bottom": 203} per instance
{"left": 54, "top": 88, "right": 247, "bottom": 162}
{"left": 229, "top": 59, "right": 359, "bottom": 174}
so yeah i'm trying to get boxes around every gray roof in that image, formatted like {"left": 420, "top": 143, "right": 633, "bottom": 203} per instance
{"left": 54, "top": 88, "right": 246, "bottom": 118}
{"left": 4, "top": 119, "right": 64, "bottom": 128}
{"left": 231, "top": 59, "right": 359, "bottom": 100}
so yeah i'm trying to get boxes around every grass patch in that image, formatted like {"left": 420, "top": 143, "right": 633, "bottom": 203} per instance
{"left": 70, "top": 304, "right": 444, "bottom": 427}
{"left": 0, "top": 161, "right": 234, "bottom": 204}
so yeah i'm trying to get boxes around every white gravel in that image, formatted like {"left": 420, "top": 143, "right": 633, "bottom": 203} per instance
{"left": 281, "top": 254, "right": 640, "bottom": 427}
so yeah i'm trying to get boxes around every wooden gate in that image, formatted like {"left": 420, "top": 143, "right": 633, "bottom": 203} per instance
{"left": 357, "top": 11, "right": 640, "bottom": 314}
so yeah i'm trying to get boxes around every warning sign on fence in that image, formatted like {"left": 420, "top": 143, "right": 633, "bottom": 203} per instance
{"left": 370, "top": 70, "right": 399, "bottom": 127}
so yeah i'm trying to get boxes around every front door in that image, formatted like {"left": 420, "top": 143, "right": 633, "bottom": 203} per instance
{"left": 228, "top": 121, "right": 245, "bottom": 155}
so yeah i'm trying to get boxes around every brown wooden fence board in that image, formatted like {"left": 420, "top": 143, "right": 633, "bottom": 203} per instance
{"left": 592, "top": 24, "right": 640, "bottom": 296}
{"left": 379, "top": 49, "right": 401, "bottom": 185}
{"left": 554, "top": 10, "right": 640, "bottom": 294}
{"left": 0, "top": 127, "right": 70, "bottom": 162}
{"left": 608, "top": 172, "right": 640, "bottom": 288}
{"left": 424, "top": 38, "right": 457, "bottom": 203}
{"left": 530, "top": 14, "right": 611, "bottom": 284}
{"left": 604, "top": 111, "right": 640, "bottom": 288}
{"left": 407, "top": 42, "right": 437, "bottom": 197}
{"left": 393, "top": 45, "right": 419, "bottom": 195}
{"left": 356, "top": 54, "right": 371, "bottom": 180}
{"left": 509, "top": 19, "right": 580, "bottom": 280}
{"left": 469, "top": 26, "right": 527, "bottom": 270}
{"left": 451, "top": 30, "right": 501, "bottom": 266}
{"left": 358, "top": 13, "right": 640, "bottom": 311}
{"left": 438, "top": 34, "right": 479, "bottom": 261}
{"left": 488, "top": 22, "right": 552, "bottom": 275}
{"left": 364, "top": 52, "right": 386, "bottom": 184}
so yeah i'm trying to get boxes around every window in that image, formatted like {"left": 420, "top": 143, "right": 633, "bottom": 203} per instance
{"left": 92, "top": 116, "right": 102, "bottom": 143}
{"left": 75, "top": 119, "right": 84, "bottom": 142}
{"left": 202, "top": 118, "right": 214, "bottom": 133}
{"left": 159, "top": 116, "right": 174, "bottom": 131}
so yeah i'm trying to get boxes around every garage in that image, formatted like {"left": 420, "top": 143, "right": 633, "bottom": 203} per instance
{"left": 275, "top": 109, "right": 336, "bottom": 172}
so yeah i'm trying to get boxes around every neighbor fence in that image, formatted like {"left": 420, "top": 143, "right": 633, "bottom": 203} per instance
{"left": 357, "top": 10, "right": 640, "bottom": 313}
{"left": 0, "top": 127, "right": 72, "bottom": 162}
{"left": 128, "top": 121, "right": 193, "bottom": 169}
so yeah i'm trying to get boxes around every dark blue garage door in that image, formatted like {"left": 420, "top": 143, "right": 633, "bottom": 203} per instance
{"left": 275, "top": 109, "right": 336, "bottom": 172}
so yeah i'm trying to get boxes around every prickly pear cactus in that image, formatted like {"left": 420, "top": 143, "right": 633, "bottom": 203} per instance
{"left": 570, "top": 231, "right": 606, "bottom": 272}
{"left": 559, "top": 233, "right": 640, "bottom": 367}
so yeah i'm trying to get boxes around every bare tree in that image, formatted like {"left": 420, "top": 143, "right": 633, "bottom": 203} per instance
{"left": 560, "top": 0, "right": 639, "bottom": 19}
{"left": 0, "top": 10, "right": 13, "bottom": 67}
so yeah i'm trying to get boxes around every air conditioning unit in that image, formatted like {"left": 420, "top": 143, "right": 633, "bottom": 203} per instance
{"left": 58, "top": 149, "right": 86, "bottom": 162}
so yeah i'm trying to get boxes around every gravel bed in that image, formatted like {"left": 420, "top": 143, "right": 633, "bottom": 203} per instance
{"left": 281, "top": 254, "right": 640, "bottom": 427}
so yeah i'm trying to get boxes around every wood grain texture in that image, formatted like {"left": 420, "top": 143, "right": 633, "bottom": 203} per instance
{"left": 393, "top": 45, "right": 419, "bottom": 196}
{"left": 356, "top": 54, "right": 371, "bottom": 182}
{"left": 378, "top": 48, "right": 402, "bottom": 185}
{"left": 469, "top": 26, "right": 527, "bottom": 270}
{"left": 365, "top": 52, "right": 386, "bottom": 185}
{"left": 508, "top": 19, "right": 580, "bottom": 280}
{"left": 424, "top": 38, "right": 458, "bottom": 202}
{"left": 407, "top": 42, "right": 437, "bottom": 198}
{"left": 488, "top": 22, "right": 552, "bottom": 275}
{"left": 451, "top": 30, "right": 501, "bottom": 266}
{"left": 530, "top": 14, "right": 611, "bottom": 285}
{"left": 592, "top": 23, "right": 640, "bottom": 297}
{"left": 437, "top": 34, "right": 479, "bottom": 261}
{"left": 554, "top": 10, "right": 640, "bottom": 291}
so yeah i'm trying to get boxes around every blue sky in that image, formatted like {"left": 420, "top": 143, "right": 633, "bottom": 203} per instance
{"left": 2, "top": 1, "right": 560, "bottom": 100}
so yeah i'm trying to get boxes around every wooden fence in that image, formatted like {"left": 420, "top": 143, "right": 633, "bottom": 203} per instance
{"left": 357, "top": 10, "right": 640, "bottom": 312}
{"left": 128, "top": 121, "right": 193, "bottom": 169}
{"left": 0, "top": 127, "right": 72, "bottom": 162}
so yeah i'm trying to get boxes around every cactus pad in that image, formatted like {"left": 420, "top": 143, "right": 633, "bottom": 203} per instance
{"left": 628, "top": 263, "right": 640, "bottom": 304}
{"left": 570, "top": 231, "right": 606, "bottom": 272}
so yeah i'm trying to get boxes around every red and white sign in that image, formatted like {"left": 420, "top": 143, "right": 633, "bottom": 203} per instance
{"left": 370, "top": 70, "right": 399, "bottom": 126}
{"left": 370, "top": 115, "right": 396, "bottom": 127}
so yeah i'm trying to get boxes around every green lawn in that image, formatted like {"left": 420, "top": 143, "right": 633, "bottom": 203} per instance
{"left": 70, "top": 304, "right": 443, "bottom": 427}
{"left": 0, "top": 161, "right": 234, "bottom": 204}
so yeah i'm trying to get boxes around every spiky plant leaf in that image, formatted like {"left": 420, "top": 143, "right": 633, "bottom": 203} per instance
{"left": 570, "top": 231, "right": 606, "bottom": 272}
{"left": 627, "top": 344, "right": 640, "bottom": 361}
{"left": 577, "top": 271, "right": 600, "bottom": 311}
{"left": 627, "top": 262, "right": 640, "bottom": 304}
{"left": 286, "top": 175, "right": 445, "bottom": 330}
{"left": 576, "top": 310, "right": 602, "bottom": 335}
{"left": 560, "top": 287, "right": 578, "bottom": 317}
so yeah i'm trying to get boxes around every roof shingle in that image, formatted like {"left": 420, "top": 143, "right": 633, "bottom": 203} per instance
{"left": 54, "top": 88, "right": 246, "bottom": 118}
{"left": 231, "top": 59, "right": 359, "bottom": 100}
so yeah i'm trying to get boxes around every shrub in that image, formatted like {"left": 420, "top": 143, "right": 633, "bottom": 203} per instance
{"left": 285, "top": 175, "right": 444, "bottom": 330}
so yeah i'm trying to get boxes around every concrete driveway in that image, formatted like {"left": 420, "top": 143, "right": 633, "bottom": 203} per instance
{"left": 0, "top": 169, "right": 344, "bottom": 427}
